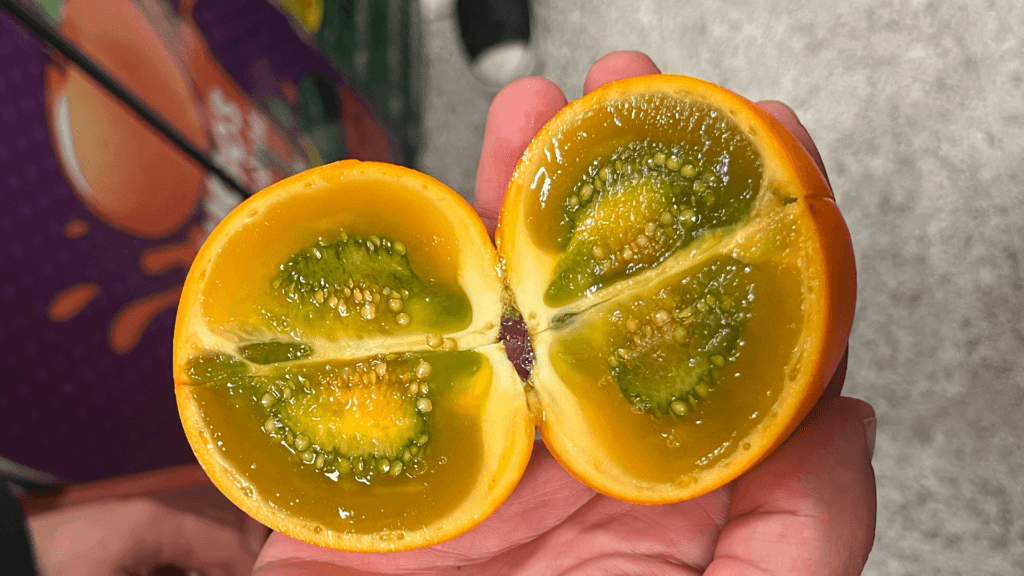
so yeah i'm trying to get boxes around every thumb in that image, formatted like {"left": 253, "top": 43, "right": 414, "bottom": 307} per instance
{"left": 706, "top": 396, "right": 876, "bottom": 575}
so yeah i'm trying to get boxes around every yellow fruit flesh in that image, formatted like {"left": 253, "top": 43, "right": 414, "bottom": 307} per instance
{"left": 181, "top": 350, "right": 488, "bottom": 535}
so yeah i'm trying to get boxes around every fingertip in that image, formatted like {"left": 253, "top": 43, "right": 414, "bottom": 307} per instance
{"left": 756, "top": 99, "right": 830, "bottom": 186}
{"left": 583, "top": 50, "right": 661, "bottom": 94}
{"left": 475, "top": 76, "right": 567, "bottom": 235}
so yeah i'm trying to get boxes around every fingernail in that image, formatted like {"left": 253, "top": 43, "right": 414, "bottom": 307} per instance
{"left": 863, "top": 417, "right": 877, "bottom": 459}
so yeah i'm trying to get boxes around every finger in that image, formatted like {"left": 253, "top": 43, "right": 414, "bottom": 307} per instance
{"left": 474, "top": 77, "right": 567, "bottom": 235}
{"left": 582, "top": 50, "right": 661, "bottom": 94}
{"left": 254, "top": 442, "right": 597, "bottom": 574}
{"left": 706, "top": 397, "right": 876, "bottom": 576}
{"left": 120, "top": 499, "right": 260, "bottom": 576}
{"left": 756, "top": 100, "right": 831, "bottom": 188}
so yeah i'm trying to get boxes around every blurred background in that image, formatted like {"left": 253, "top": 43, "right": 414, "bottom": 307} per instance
{"left": 1, "top": 0, "right": 1021, "bottom": 574}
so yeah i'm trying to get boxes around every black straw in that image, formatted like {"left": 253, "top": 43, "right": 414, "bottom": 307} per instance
{"left": 0, "top": 0, "right": 254, "bottom": 198}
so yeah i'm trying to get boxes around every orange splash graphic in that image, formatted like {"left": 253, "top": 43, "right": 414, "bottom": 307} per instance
{"left": 108, "top": 286, "right": 182, "bottom": 354}
{"left": 63, "top": 218, "right": 90, "bottom": 239}
{"left": 47, "top": 283, "right": 102, "bottom": 321}
{"left": 139, "top": 226, "right": 203, "bottom": 276}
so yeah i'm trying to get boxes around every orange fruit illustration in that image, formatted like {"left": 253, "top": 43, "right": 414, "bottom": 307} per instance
{"left": 46, "top": 0, "right": 207, "bottom": 239}
{"left": 174, "top": 75, "right": 855, "bottom": 551}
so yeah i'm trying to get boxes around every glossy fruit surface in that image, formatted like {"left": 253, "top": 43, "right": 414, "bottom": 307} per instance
{"left": 174, "top": 74, "right": 855, "bottom": 551}
{"left": 499, "top": 75, "right": 854, "bottom": 503}
{"left": 174, "top": 162, "right": 533, "bottom": 552}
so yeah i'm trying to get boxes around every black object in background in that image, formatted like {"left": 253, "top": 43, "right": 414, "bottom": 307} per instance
{"left": 456, "top": 0, "right": 536, "bottom": 87}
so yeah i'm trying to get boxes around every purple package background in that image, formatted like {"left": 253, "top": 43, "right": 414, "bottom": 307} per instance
{"left": 0, "top": 3, "right": 352, "bottom": 482}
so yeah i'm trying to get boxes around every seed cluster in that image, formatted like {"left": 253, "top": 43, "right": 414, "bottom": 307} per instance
{"left": 258, "top": 356, "right": 438, "bottom": 482}
{"left": 559, "top": 142, "right": 727, "bottom": 279}
{"left": 607, "top": 259, "right": 753, "bottom": 418}
{"left": 272, "top": 232, "right": 416, "bottom": 329}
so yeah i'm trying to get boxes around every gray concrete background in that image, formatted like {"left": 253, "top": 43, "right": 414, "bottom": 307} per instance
{"left": 416, "top": 1, "right": 1024, "bottom": 574}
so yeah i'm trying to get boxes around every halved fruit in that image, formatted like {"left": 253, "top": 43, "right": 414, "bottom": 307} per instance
{"left": 174, "top": 163, "right": 533, "bottom": 552}
{"left": 499, "top": 75, "right": 854, "bottom": 503}
{"left": 174, "top": 75, "right": 855, "bottom": 551}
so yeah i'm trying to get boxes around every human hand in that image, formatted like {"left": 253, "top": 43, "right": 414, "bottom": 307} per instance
{"left": 253, "top": 51, "right": 877, "bottom": 576}
{"left": 28, "top": 497, "right": 266, "bottom": 576}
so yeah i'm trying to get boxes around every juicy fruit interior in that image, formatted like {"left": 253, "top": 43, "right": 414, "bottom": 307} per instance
{"left": 180, "top": 217, "right": 493, "bottom": 535}
{"left": 523, "top": 93, "right": 815, "bottom": 484}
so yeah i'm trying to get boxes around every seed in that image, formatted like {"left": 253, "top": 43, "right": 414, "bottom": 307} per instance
{"left": 402, "top": 449, "right": 412, "bottom": 463}
{"left": 301, "top": 450, "right": 315, "bottom": 463}
{"left": 393, "top": 241, "right": 406, "bottom": 255}
{"left": 271, "top": 276, "right": 283, "bottom": 289}
{"left": 368, "top": 234, "right": 380, "bottom": 247}
{"left": 361, "top": 303, "right": 376, "bottom": 320}
{"left": 260, "top": 393, "right": 276, "bottom": 408}
{"left": 653, "top": 153, "right": 666, "bottom": 166}
{"left": 636, "top": 234, "right": 649, "bottom": 248}
{"left": 722, "top": 295, "right": 734, "bottom": 311}
{"left": 396, "top": 312, "right": 411, "bottom": 327}
{"left": 416, "top": 398, "right": 433, "bottom": 413}
{"left": 263, "top": 417, "right": 278, "bottom": 433}
{"left": 419, "top": 383, "right": 429, "bottom": 395}
{"left": 426, "top": 334, "right": 443, "bottom": 348}
{"left": 375, "top": 362, "right": 388, "bottom": 377}
{"left": 336, "top": 458, "right": 351, "bottom": 473}
{"left": 653, "top": 309, "right": 671, "bottom": 326}
{"left": 314, "top": 290, "right": 325, "bottom": 304}
{"left": 343, "top": 287, "right": 352, "bottom": 298}
{"left": 389, "top": 298, "right": 403, "bottom": 312}
{"left": 368, "top": 370, "right": 377, "bottom": 384}
{"left": 416, "top": 434, "right": 429, "bottom": 446}
{"left": 442, "top": 338, "right": 458, "bottom": 351}
{"left": 705, "top": 295, "right": 717, "bottom": 307}
{"left": 710, "top": 355, "right": 726, "bottom": 368}
{"left": 382, "top": 287, "right": 391, "bottom": 296}
{"left": 378, "top": 458, "right": 391, "bottom": 474}
{"left": 621, "top": 246, "right": 634, "bottom": 260}
{"left": 593, "top": 245, "right": 606, "bottom": 259}
{"left": 314, "top": 453, "right": 325, "bottom": 470}
{"left": 327, "top": 295, "right": 339, "bottom": 308}
{"left": 352, "top": 289, "right": 363, "bottom": 303}
{"left": 580, "top": 184, "right": 594, "bottom": 201}
{"left": 339, "top": 231, "right": 349, "bottom": 242}
{"left": 645, "top": 221, "right": 658, "bottom": 236}
{"left": 390, "top": 460, "right": 403, "bottom": 476}
{"left": 372, "top": 292, "right": 381, "bottom": 304}
{"left": 282, "top": 386, "right": 292, "bottom": 399}
{"left": 615, "top": 160, "right": 623, "bottom": 171}
{"left": 680, "top": 164, "right": 697, "bottom": 178}
{"left": 666, "top": 156, "right": 681, "bottom": 170}
{"left": 626, "top": 317, "right": 639, "bottom": 332}
{"left": 608, "top": 354, "right": 620, "bottom": 368}
{"left": 680, "top": 209, "right": 696, "bottom": 223}
{"left": 416, "top": 360, "right": 432, "bottom": 379}
{"left": 408, "top": 382, "right": 419, "bottom": 395}
{"left": 568, "top": 195, "right": 580, "bottom": 208}
{"left": 695, "top": 382, "right": 710, "bottom": 398}
{"left": 353, "top": 457, "right": 365, "bottom": 473}
{"left": 294, "top": 434, "right": 310, "bottom": 451}
{"left": 693, "top": 180, "right": 706, "bottom": 192}
{"left": 670, "top": 400, "right": 689, "bottom": 416}
{"left": 593, "top": 177, "right": 605, "bottom": 191}
{"left": 599, "top": 166, "right": 611, "bottom": 181}
{"left": 409, "top": 445, "right": 420, "bottom": 456}
{"left": 673, "top": 326, "right": 688, "bottom": 343}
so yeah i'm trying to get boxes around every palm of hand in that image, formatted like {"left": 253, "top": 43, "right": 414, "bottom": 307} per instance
{"left": 254, "top": 52, "right": 876, "bottom": 576}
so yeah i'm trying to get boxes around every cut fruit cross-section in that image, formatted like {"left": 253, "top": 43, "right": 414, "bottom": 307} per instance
{"left": 174, "top": 74, "right": 855, "bottom": 551}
